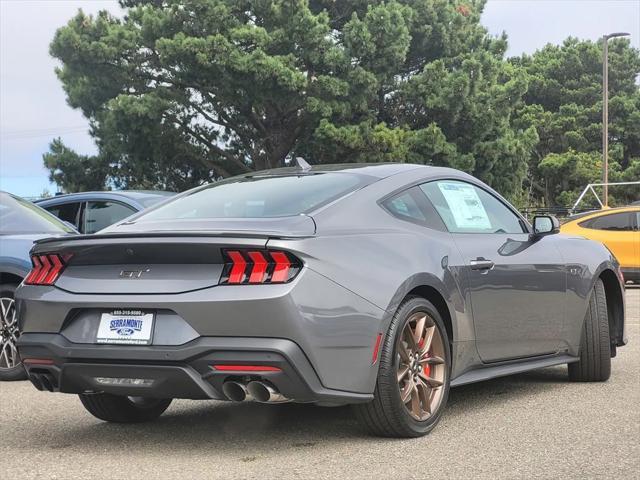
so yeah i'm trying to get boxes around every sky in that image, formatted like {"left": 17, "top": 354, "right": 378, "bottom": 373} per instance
{"left": 0, "top": 0, "right": 639, "bottom": 198}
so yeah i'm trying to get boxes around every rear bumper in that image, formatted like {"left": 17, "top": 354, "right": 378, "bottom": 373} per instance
{"left": 17, "top": 333, "right": 373, "bottom": 404}
{"left": 15, "top": 268, "right": 385, "bottom": 394}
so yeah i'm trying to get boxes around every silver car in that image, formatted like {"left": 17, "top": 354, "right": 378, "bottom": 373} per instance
{"left": 15, "top": 164, "right": 626, "bottom": 437}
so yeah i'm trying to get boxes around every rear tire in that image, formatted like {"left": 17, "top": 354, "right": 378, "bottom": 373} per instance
{"left": 568, "top": 279, "right": 611, "bottom": 382}
{"left": 0, "top": 283, "right": 27, "bottom": 381}
{"left": 353, "top": 296, "right": 451, "bottom": 438}
{"left": 79, "top": 393, "right": 172, "bottom": 423}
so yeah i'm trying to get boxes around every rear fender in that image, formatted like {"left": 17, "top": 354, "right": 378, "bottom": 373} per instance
{"left": 592, "top": 262, "right": 626, "bottom": 349}
{"left": 381, "top": 273, "right": 475, "bottom": 379}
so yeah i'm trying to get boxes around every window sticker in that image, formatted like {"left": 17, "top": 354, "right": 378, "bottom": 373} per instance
{"left": 437, "top": 182, "right": 491, "bottom": 230}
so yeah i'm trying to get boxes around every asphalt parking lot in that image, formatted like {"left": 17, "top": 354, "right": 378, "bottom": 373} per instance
{"left": 2, "top": 289, "right": 639, "bottom": 480}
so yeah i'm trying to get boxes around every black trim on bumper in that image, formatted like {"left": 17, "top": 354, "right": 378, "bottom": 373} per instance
{"left": 17, "top": 333, "right": 373, "bottom": 404}
{"left": 621, "top": 267, "right": 640, "bottom": 283}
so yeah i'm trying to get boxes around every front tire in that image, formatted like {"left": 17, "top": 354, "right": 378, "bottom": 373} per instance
{"left": 353, "top": 296, "right": 451, "bottom": 438}
{"left": 0, "top": 283, "right": 27, "bottom": 381}
{"left": 79, "top": 393, "right": 172, "bottom": 423}
{"left": 568, "top": 278, "right": 611, "bottom": 382}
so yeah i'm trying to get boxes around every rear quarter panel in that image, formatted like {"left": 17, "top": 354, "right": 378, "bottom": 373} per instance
{"left": 269, "top": 169, "right": 477, "bottom": 378}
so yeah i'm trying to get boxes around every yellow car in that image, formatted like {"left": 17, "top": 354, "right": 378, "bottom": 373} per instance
{"left": 561, "top": 206, "right": 640, "bottom": 283}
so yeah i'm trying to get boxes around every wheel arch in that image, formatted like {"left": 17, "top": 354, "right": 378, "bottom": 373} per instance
{"left": 406, "top": 285, "right": 453, "bottom": 346}
{"left": 382, "top": 273, "right": 459, "bottom": 345}
{"left": 598, "top": 268, "right": 625, "bottom": 352}
{"left": 0, "top": 272, "right": 24, "bottom": 287}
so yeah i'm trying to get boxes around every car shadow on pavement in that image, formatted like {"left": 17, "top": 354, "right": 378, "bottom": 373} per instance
{"left": 446, "top": 364, "right": 570, "bottom": 413}
{"left": 27, "top": 365, "right": 575, "bottom": 454}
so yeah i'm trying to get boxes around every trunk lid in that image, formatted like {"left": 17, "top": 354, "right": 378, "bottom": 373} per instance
{"left": 32, "top": 215, "right": 314, "bottom": 294}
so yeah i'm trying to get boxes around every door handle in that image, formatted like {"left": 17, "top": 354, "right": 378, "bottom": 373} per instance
{"left": 470, "top": 258, "right": 495, "bottom": 271}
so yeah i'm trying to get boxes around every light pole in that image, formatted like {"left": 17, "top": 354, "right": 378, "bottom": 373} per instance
{"left": 602, "top": 32, "right": 629, "bottom": 207}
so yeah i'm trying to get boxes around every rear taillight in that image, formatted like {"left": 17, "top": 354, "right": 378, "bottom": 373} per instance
{"left": 24, "top": 253, "right": 71, "bottom": 286}
{"left": 220, "top": 249, "right": 301, "bottom": 285}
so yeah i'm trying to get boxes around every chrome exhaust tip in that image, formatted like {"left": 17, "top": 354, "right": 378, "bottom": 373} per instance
{"left": 246, "top": 381, "right": 289, "bottom": 403}
{"left": 222, "top": 381, "right": 249, "bottom": 402}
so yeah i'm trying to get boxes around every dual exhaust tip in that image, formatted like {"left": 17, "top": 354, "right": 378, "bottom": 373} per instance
{"left": 29, "top": 372, "right": 58, "bottom": 392}
{"left": 222, "top": 380, "right": 289, "bottom": 403}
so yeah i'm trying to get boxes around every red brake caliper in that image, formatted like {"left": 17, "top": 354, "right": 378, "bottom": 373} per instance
{"left": 419, "top": 339, "right": 431, "bottom": 377}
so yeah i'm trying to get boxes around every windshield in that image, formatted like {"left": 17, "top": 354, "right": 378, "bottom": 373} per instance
{"left": 136, "top": 173, "right": 370, "bottom": 221}
{"left": 0, "top": 192, "right": 76, "bottom": 235}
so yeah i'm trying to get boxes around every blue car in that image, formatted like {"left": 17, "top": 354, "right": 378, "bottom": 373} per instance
{"left": 35, "top": 190, "right": 175, "bottom": 234}
{"left": 0, "top": 192, "right": 76, "bottom": 380}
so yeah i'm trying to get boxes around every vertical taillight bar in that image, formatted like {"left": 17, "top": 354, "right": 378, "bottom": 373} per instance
{"left": 226, "top": 251, "right": 247, "bottom": 284}
{"left": 269, "top": 251, "right": 291, "bottom": 283}
{"left": 247, "top": 251, "right": 268, "bottom": 283}
{"left": 24, "top": 256, "right": 42, "bottom": 284}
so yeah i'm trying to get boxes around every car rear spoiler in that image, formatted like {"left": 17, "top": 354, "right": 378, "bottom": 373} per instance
{"left": 33, "top": 214, "right": 317, "bottom": 247}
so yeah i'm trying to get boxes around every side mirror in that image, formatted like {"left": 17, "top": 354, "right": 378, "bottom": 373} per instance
{"left": 532, "top": 215, "right": 560, "bottom": 236}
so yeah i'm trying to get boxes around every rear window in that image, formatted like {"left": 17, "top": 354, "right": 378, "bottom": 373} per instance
{"left": 137, "top": 173, "right": 370, "bottom": 221}
{"left": 0, "top": 193, "right": 76, "bottom": 235}
{"left": 383, "top": 189, "right": 427, "bottom": 222}
{"left": 579, "top": 212, "right": 633, "bottom": 231}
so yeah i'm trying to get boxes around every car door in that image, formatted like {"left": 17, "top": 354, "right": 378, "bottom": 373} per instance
{"left": 420, "top": 180, "right": 566, "bottom": 362}
{"left": 578, "top": 211, "right": 639, "bottom": 270}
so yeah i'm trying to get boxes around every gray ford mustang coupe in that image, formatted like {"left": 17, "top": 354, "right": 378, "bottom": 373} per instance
{"left": 15, "top": 163, "right": 626, "bottom": 437}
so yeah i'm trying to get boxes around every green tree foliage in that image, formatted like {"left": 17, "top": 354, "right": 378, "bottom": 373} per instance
{"left": 513, "top": 37, "right": 640, "bottom": 206}
{"left": 46, "top": 0, "right": 536, "bottom": 199}
{"left": 43, "top": 138, "right": 110, "bottom": 192}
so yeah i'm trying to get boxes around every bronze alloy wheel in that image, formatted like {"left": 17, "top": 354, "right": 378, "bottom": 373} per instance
{"left": 396, "top": 312, "right": 446, "bottom": 420}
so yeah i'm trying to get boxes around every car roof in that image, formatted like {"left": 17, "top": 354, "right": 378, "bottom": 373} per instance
{"left": 34, "top": 190, "right": 176, "bottom": 208}
{"left": 565, "top": 206, "right": 639, "bottom": 223}
{"left": 252, "top": 162, "right": 426, "bottom": 179}
{"left": 35, "top": 190, "right": 174, "bottom": 201}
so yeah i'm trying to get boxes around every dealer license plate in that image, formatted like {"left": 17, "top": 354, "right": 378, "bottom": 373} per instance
{"left": 96, "top": 310, "right": 154, "bottom": 345}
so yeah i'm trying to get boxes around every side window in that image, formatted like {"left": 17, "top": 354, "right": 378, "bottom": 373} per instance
{"left": 381, "top": 187, "right": 446, "bottom": 231}
{"left": 83, "top": 201, "right": 136, "bottom": 234}
{"left": 383, "top": 189, "right": 427, "bottom": 222}
{"left": 420, "top": 180, "right": 525, "bottom": 234}
{"left": 45, "top": 202, "right": 81, "bottom": 230}
{"left": 580, "top": 212, "right": 633, "bottom": 231}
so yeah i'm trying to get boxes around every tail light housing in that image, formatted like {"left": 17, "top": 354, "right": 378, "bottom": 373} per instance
{"left": 220, "top": 249, "right": 302, "bottom": 285}
{"left": 24, "top": 253, "right": 72, "bottom": 286}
